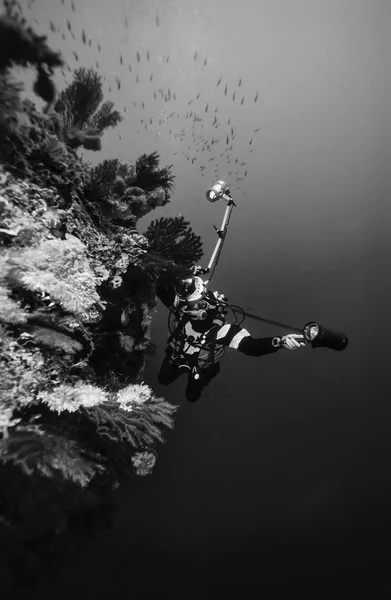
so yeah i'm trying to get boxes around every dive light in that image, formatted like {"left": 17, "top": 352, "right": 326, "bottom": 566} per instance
{"left": 206, "top": 180, "right": 231, "bottom": 202}
{"left": 302, "top": 321, "right": 348, "bottom": 351}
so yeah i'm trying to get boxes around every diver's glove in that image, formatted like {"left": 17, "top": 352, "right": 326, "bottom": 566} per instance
{"left": 272, "top": 334, "right": 306, "bottom": 350}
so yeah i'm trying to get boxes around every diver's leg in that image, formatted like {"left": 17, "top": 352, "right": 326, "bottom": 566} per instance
{"left": 157, "top": 355, "right": 181, "bottom": 386}
{"left": 185, "top": 361, "right": 221, "bottom": 403}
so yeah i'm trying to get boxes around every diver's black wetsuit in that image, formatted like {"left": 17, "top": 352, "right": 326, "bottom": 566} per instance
{"left": 156, "top": 284, "right": 283, "bottom": 402}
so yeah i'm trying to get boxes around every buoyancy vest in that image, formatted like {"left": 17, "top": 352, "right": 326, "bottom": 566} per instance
{"left": 167, "top": 290, "right": 227, "bottom": 370}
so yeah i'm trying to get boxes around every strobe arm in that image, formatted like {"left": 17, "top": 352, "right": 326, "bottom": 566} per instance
{"left": 193, "top": 194, "right": 236, "bottom": 279}
{"left": 207, "top": 196, "right": 235, "bottom": 273}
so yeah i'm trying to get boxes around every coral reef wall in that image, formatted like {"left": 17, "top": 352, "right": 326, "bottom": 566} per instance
{"left": 0, "top": 2, "right": 204, "bottom": 592}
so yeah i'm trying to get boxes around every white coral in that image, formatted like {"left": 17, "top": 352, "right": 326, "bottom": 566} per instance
{"left": 116, "top": 382, "right": 153, "bottom": 412}
{"left": 131, "top": 451, "right": 156, "bottom": 476}
{"left": 37, "top": 381, "right": 108, "bottom": 414}
{"left": 0, "top": 407, "right": 21, "bottom": 438}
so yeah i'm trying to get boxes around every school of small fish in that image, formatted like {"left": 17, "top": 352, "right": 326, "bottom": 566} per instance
{"left": 46, "top": 4, "right": 264, "bottom": 193}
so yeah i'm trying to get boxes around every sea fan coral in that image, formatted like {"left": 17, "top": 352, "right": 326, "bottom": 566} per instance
{"left": 0, "top": 427, "right": 106, "bottom": 487}
{"left": 53, "top": 68, "right": 122, "bottom": 151}
{"left": 143, "top": 215, "right": 203, "bottom": 269}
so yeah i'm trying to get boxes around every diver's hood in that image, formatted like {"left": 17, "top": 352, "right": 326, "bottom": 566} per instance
{"left": 175, "top": 276, "right": 206, "bottom": 305}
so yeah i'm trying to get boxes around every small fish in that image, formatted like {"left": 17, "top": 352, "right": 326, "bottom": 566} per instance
{"left": 72, "top": 51, "right": 79, "bottom": 61}
{"left": 147, "top": 50, "right": 150, "bottom": 61}
{"left": 166, "top": 55, "right": 169, "bottom": 63}
{"left": 249, "top": 139, "right": 252, "bottom": 145}
{"left": 217, "top": 77, "right": 222, "bottom": 87}
{"left": 88, "top": 38, "right": 92, "bottom": 47}
{"left": 116, "top": 77, "right": 121, "bottom": 90}
{"left": 194, "top": 51, "right": 198, "bottom": 60}
{"left": 224, "top": 85, "right": 228, "bottom": 96}
{"left": 196, "top": 93, "right": 200, "bottom": 99}
{"left": 120, "top": 54, "right": 123, "bottom": 65}
{"left": 67, "top": 20, "right": 72, "bottom": 32}
{"left": 150, "top": 118, "right": 152, "bottom": 124}
{"left": 254, "top": 127, "right": 261, "bottom": 132}
{"left": 245, "top": 170, "right": 248, "bottom": 176}
{"left": 120, "top": 308, "right": 130, "bottom": 326}
{"left": 62, "top": 32, "right": 65, "bottom": 41}
{"left": 82, "top": 29, "right": 86, "bottom": 44}
{"left": 98, "top": 43, "right": 101, "bottom": 52}
{"left": 71, "top": 0, "right": 75, "bottom": 12}
{"left": 150, "top": 73, "right": 153, "bottom": 82}
{"left": 232, "top": 92, "right": 236, "bottom": 101}
{"left": 49, "top": 20, "right": 56, "bottom": 32}
{"left": 136, "top": 51, "right": 141, "bottom": 63}
{"left": 241, "top": 96, "right": 244, "bottom": 105}
{"left": 254, "top": 92, "right": 258, "bottom": 102}
{"left": 136, "top": 75, "right": 139, "bottom": 83}
{"left": 231, "top": 127, "right": 234, "bottom": 135}
{"left": 142, "top": 101, "right": 145, "bottom": 108}
{"left": 204, "top": 58, "right": 207, "bottom": 66}
{"left": 238, "top": 78, "right": 242, "bottom": 87}
{"left": 205, "top": 103, "right": 208, "bottom": 113}
{"left": 95, "top": 60, "right": 99, "bottom": 68}
{"left": 128, "top": 63, "right": 131, "bottom": 72}
{"left": 156, "top": 14, "right": 160, "bottom": 27}
{"left": 109, "top": 85, "right": 111, "bottom": 92}
{"left": 226, "top": 135, "right": 229, "bottom": 145}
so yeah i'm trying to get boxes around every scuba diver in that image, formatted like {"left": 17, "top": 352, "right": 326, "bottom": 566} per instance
{"left": 156, "top": 179, "right": 348, "bottom": 403}
{"left": 156, "top": 273, "right": 306, "bottom": 403}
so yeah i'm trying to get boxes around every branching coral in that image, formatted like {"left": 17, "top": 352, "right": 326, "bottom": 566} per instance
{"left": 0, "top": 426, "right": 106, "bottom": 487}
{"left": 53, "top": 68, "right": 122, "bottom": 151}
{"left": 86, "top": 158, "right": 120, "bottom": 202}
{"left": 85, "top": 156, "right": 170, "bottom": 223}
{"left": 89, "top": 383, "right": 176, "bottom": 444}
{"left": 143, "top": 215, "right": 204, "bottom": 269}
{"left": 83, "top": 385, "right": 178, "bottom": 477}
{"left": 134, "top": 151, "right": 175, "bottom": 195}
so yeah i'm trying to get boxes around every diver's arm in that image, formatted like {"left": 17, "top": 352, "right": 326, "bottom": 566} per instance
{"left": 236, "top": 335, "right": 283, "bottom": 356}
{"left": 215, "top": 323, "right": 282, "bottom": 356}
